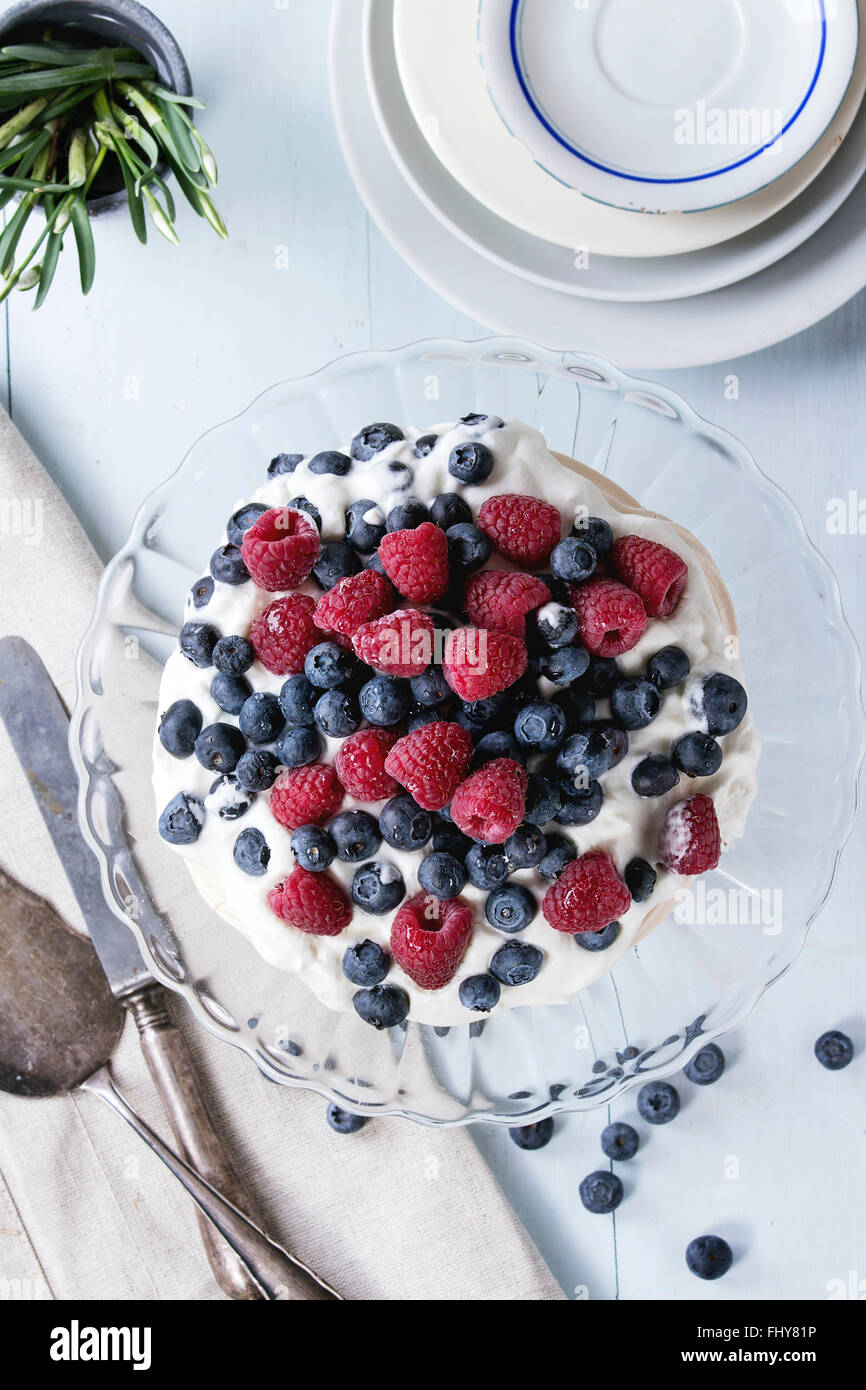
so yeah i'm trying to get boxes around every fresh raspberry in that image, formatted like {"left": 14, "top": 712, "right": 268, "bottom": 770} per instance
{"left": 270, "top": 763, "right": 344, "bottom": 830}
{"left": 267, "top": 867, "right": 351, "bottom": 936}
{"left": 335, "top": 729, "right": 400, "bottom": 802}
{"left": 378, "top": 522, "right": 449, "bottom": 604}
{"left": 313, "top": 569, "right": 393, "bottom": 639}
{"left": 464, "top": 570, "right": 551, "bottom": 637}
{"left": 249, "top": 593, "right": 319, "bottom": 675}
{"left": 571, "top": 578, "right": 647, "bottom": 657}
{"left": 384, "top": 722, "right": 473, "bottom": 811}
{"left": 660, "top": 793, "right": 721, "bottom": 875}
{"left": 443, "top": 627, "right": 527, "bottom": 702}
{"left": 241, "top": 507, "right": 320, "bottom": 592}
{"left": 477, "top": 495, "right": 561, "bottom": 568}
{"left": 353, "top": 607, "right": 435, "bottom": 678}
{"left": 542, "top": 849, "right": 632, "bottom": 935}
{"left": 390, "top": 892, "right": 473, "bottom": 990}
{"left": 613, "top": 535, "right": 688, "bottom": 619}
{"left": 450, "top": 758, "right": 528, "bottom": 844}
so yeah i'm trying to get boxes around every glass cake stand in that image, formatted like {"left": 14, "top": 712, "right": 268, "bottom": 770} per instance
{"left": 71, "top": 338, "right": 864, "bottom": 1125}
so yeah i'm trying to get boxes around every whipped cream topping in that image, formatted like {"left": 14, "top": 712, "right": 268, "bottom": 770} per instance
{"left": 152, "top": 418, "right": 759, "bottom": 1026}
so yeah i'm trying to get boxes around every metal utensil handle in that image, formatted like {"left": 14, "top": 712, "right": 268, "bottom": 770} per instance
{"left": 82, "top": 1065, "right": 341, "bottom": 1301}
{"left": 126, "top": 983, "right": 265, "bottom": 1301}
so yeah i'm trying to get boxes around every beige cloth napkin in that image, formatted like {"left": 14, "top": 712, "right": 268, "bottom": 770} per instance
{"left": 0, "top": 409, "right": 563, "bottom": 1301}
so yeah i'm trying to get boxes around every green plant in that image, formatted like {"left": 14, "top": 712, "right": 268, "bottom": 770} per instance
{"left": 0, "top": 32, "right": 226, "bottom": 307}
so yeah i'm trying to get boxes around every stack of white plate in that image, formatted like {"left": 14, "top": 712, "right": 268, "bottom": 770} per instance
{"left": 330, "top": 0, "right": 866, "bottom": 368}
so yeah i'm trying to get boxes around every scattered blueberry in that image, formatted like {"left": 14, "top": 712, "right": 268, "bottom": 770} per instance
{"left": 342, "top": 939, "right": 390, "bottom": 987}
{"left": 489, "top": 940, "right": 544, "bottom": 986}
{"left": 236, "top": 749, "right": 280, "bottom": 791}
{"left": 446, "top": 523, "right": 491, "bottom": 572}
{"left": 686, "top": 1235, "right": 733, "bottom": 1281}
{"left": 351, "top": 422, "right": 404, "bottom": 461}
{"left": 463, "top": 842, "right": 509, "bottom": 891}
{"left": 410, "top": 665, "right": 450, "bottom": 708}
{"left": 538, "top": 834, "right": 577, "bottom": 881}
{"left": 388, "top": 463, "right": 414, "bottom": 491}
{"left": 313, "top": 542, "right": 361, "bottom": 591}
{"left": 814, "top": 1029, "right": 854, "bottom": 1071}
{"left": 379, "top": 795, "right": 433, "bottom": 851}
{"left": 538, "top": 645, "right": 590, "bottom": 687}
{"left": 684, "top": 1043, "right": 726, "bottom": 1086}
{"left": 233, "top": 826, "right": 270, "bottom": 875}
{"left": 189, "top": 576, "right": 214, "bottom": 609}
{"left": 673, "top": 732, "right": 723, "bottom": 778}
{"left": 309, "top": 449, "right": 352, "bottom": 476}
{"left": 551, "top": 537, "right": 597, "bottom": 585}
{"left": 554, "top": 686, "right": 597, "bottom": 729}
{"left": 579, "top": 1170, "right": 623, "bottom": 1214}
{"left": 690, "top": 672, "right": 748, "bottom": 735}
{"left": 418, "top": 851, "right": 467, "bottom": 900}
{"left": 575, "top": 922, "right": 621, "bottom": 952}
{"left": 211, "top": 672, "right": 252, "bottom": 715}
{"left": 330, "top": 811, "right": 382, "bottom": 862}
{"left": 505, "top": 824, "right": 546, "bottom": 870}
{"left": 268, "top": 452, "right": 303, "bottom": 479}
{"left": 458, "top": 692, "right": 509, "bottom": 731}
{"left": 557, "top": 728, "right": 614, "bottom": 782}
{"left": 597, "top": 721, "right": 629, "bottom": 768}
{"left": 212, "top": 635, "right": 255, "bottom": 679}
{"left": 288, "top": 496, "right": 322, "bottom": 531}
{"left": 386, "top": 497, "right": 428, "bottom": 531}
{"left": 345, "top": 499, "right": 386, "bottom": 552}
{"left": 326, "top": 1103, "right": 367, "bottom": 1134}
{"left": 432, "top": 819, "right": 472, "bottom": 860}
{"left": 631, "top": 755, "right": 680, "bottom": 798}
{"left": 637, "top": 1080, "right": 681, "bottom": 1124}
{"left": 305, "top": 641, "right": 356, "bottom": 690}
{"left": 459, "top": 974, "right": 501, "bottom": 1013}
{"left": 514, "top": 700, "right": 567, "bottom": 753}
{"left": 359, "top": 676, "right": 408, "bottom": 727}
{"left": 449, "top": 441, "right": 494, "bottom": 485}
{"left": 414, "top": 433, "right": 439, "bottom": 458}
{"left": 611, "top": 680, "right": 662, "bottom": 730}
{"left": 352, "top": 861, "right": 406, "bottom": 914}
{"left": 571, "top": 515, "right": 613, "bottom": 562}
{"left": 291, "top": 823, "right": 336, "bottom": 872}
{"left": 582, "top": 657, "right": 621, "bottom": 697}
{"left": 459, "top": 412, "right": 503, "bottom": 430}
{"left": 179, "top": 621, "right": 219, "bottom": 668}
{"left": 158, "top": 792, "right": 205, "bottom": 845}
{"left": 524, "top": 774, "right": 562, "bottom": 828}
{"left": 555, "top": 779, "right": 604, "bottom": 827}
{"left": 600, "top": 1122, "right": 639, "bottom": 1161}
{"left": 226, "top": 504, "right": 268, "bottom": 547}
{"left": 194, "top": 723, "right": 246, "bottom": 774}
{"left": 353, "top": 983, "right": 410, "bottom": 1029}
{"left": 486, "top": 883, "right": 536, "bottom": 934}
{"left": 648, "top": 646, "right": 690, "bottom": 690}
{"left": 472, "top": 730, "right": 524, "bottom": 768}
{"left": 278, "top": 674, "right": 318, "bottom": 727}
{"left": 209, "top": 544, "right": 249, "bottom": 586}
{"left": 509, "top": 1119, "right": 554, "bottom": 1151}
{"left": 431, "top": 492, "right": 472, "bottom": 530}
{"left": 205, "top": 774, "right": 254, "bottom": 821}
{"left": 314, "top": 689, "right": 361, "bottom": 737}
{"left": 274, "top": 724, "right": 322, "bottom": 768}
{"left": 533, "top": 602, "right": 579, "bottom": 649}
{"left": 158, "top": 700, "right": 203, "bottom": 759}
{"left": 624, "top": 857, "right": 657, "bottom": 902}
{"left": 239, "top": 692, "right": 285, "bottom": 745}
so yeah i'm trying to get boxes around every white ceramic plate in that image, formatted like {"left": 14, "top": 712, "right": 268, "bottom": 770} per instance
{"left": 332, "top": 0, "right": 866, "bottom": 367}
{"left": 369, "top": 0, "right": 866, "bottom": 302}
{"left": 478, "top": 0, "right": 859, "bottom": 213}
{"left": 394, "top": 0, "right": 864, "bottom": 256}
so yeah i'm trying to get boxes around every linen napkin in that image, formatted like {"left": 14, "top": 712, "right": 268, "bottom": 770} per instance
{"left": 0, "top": 407, "right": 564, "bottom": 1301}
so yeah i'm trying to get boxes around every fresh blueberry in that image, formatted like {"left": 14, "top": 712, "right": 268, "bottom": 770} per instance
{"left": 387, "top": 463, "right": 414, "bottom": 492}
{"left": 509, "top": 1119, "right": 554, "bottom": 1151}
{"left": 524, "top": 774, "right": 563, "bottom": 828}
{"left": 673, "top": 732, "right": 723, "bottom": 777}
{"left": 554, "top": 687, "right": 597, "bottom": 730}
{"left": 179, "top": 621, "right": 219, "bottom": 668}
{"left": 449, "top": 441, "right": 494, "bottom": 485}
{"left": 532, "top": 602, "right": 579, "bottom": 649}
{"left": 431, "top": 492, "right": 472, "bottom": 530}
{"left": 597, "top": 721, "right": 629, "bottom": 768}
{"left": 233, "top": 826, "right": 270, "bottom": 876}
{"left": 538, "top": 834, "right": 577, "bottom": 881}
{"left": 486, "top": 883, "right": 536, "bottom": 934}
{"left": 366, "top": 553, "right": 387, "bottom": 576}
{"left": 814, "top": 1029, "right": 854, "bottom": 1070}
{"left": 690, "top": 672, "right": 748, "bottom": 735}
{"left": 288, "top": 496, "right": 322, "bottom": 531}
{"left": 158, "top": 700, "right": 203, "bottom": 759}
{"left": 359, "top": 676, "right": 408, "bottom": 727}
{"left": 386, "top": 498, "right": 428, "bottom": 531}
{"left": 330, "top": 810, "right": 382, "bottom": 862}
{"left": 309, "top": 449, "right": 352, "bottom": 476}
{"left": 686, "top": 1235, "right": 733, "bottom": 1281}
{"left": 610, "top": 679, "right": 662, "bottom": 730}
{"left": 459, "top": 412, "right": 503, "bottom": 430}
{"left": 631, "top": 755, "right": 680, "bottom": 798}
{"left": 574, "top": 922, "right": 621, "bottom": 952}
{"left": 342, "top": 939, "right": 390, "bottom": 987}
{"left": 648, "top": 645, "right": 690, "bottom": 690}
{"left": 459, "top": 974, "right": 501, "bottom": 1013}
{"left": 210, "top": 673, "right": 252, "bottom": 715}
{"left": 205, "top": 774, "right": 254, "bottom": 821}
{"left": 684, "top": 1043, "right": 726, "bottom": 1086}
{"left": 505, "top": 824, "right": 546, "bottom": 870}
{"left": 326, "top": 1103, "right": 367, "bottom": 1134}
{"left": 414, "top": 433, "right": 439, "bottom": 458}
{"left": 313, "top": 542, "right": 361, "bottom": 591}
{"left": 278, "top": 674, "right": 318, "bottom": 727}
{"left": 418, "top": 851, "right": 467, "bottom": 900}
{"left": 209, "top": 544, "right": 249, "bottom": 586}
{"left": 314, "top": 689, "right": 361, "bottom": 737}
{"left": 380, "top": 795, "right": 433, "bottom": 851}
{"left": 236, "top": 749, "right": 280, "bottom": 791}
{"left": 557, "top": 729, "right": 614, "bottom": 782}
{"left": 571, "top": 515, "right": 614, "bottom": 562}
{"left": 582, "top": 657, "right": 621, "bottom": 697}
{"left": 432, "top": 820, "right": 472, "bottom": 860}
{"left": 457, "top": 692, "right": 510, "bottom": 732}
{"left": 189, "top": 576, "right": 214, "bottom": 610}
{"left": 514, "top": 700, "right": 567, "bottom": 753}
{"left": 350, "top": 422, "right": 404, "bottom": 461}
{"left": 556, "top": 779, "right": 604, "bottom": 826}
{"left": 446, "top": 523, "right": 491, "bottom": 572}
{"left": 274, "top": 724, "right": 322, "bottom": 768}
{"left": 239, "top": 692, "right": 285, "bottom": 745}
{"left": 465, "top": 843, "right": 510, "bottom": 891}
{"left": 158, "top": 792, "right": 205, "bottom": 845}
{"left": 551, "top": 537, "right": 597, "bottom": 585}
{"left": 352, "top": 860, "right": 406, "bottom": 913}
{"left": 470, "top": 732, "right": 523, "bottom": 770}
{"left": 538, "top": 645, "right": 590, "bottom": 687}
{"left": 345, "top": 499, "right": 386, "bottom": 552}
{"left": 268, "top": 452, "right": 303, "bottom": 479}
{"left": 305, "top": 642, "right": 356, "bottom": 690}
{"left": 194, "top": 723, "right": 246, "bottom": 774}
{"left": 624, "top": 857, "right": 657, "bottom": 902}
{"left": 212, "top": 635, "right": 255, "bottom": 678}
{"left": 489, "top": 940, "right": 544, "bottom": 986}
{"left": 290, "top": 823, "right": 335, "bottom": 872}
{"left": 600, "top": 1122, "right": 639, "bottom": 1161}
{"left": 352, "top": 983, "right": 410, "bottom": 1029}
{"left": 410, "top": 665, "right": 451, "bottom": 708}
{"left": 637, "top": 1080, "right": 681, "bottom": 1124}
{"left": 226, "top": 504, "right": 268, "bottom": 547}
{"left": 579, "top": 1170, "right": 623, "bottom": 1214}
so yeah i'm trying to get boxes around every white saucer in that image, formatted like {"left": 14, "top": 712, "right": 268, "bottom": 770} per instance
{"left": 478, "top": 0, "right": 859, "bottom": 213}
{"left": 369, "top": 0, "right": 866, "bottom": 302}
{"left": 332, "top": 0, "right": 866, "bottom": 367}
{"left": 394, "top": 0, "right": 865, "bottom": 256}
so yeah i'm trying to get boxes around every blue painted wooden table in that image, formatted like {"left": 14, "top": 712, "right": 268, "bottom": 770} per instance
{"left": 2, "top": 0, "right": 863, "bottom": 1300}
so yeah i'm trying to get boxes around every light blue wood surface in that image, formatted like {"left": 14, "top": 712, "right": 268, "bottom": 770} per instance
{"left": 3, "top": 0, "right": 863, "bottom": 1300}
